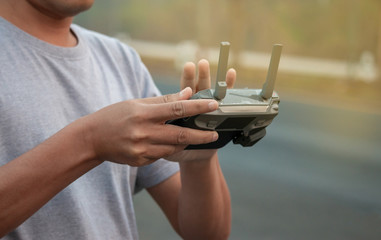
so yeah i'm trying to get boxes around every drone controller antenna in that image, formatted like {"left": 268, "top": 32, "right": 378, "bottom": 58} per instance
{"left": 213, "top": 42, "right": 230, "bottom": 100}
{"left": 260, "top": 44, "right": 283, "bottom": 99}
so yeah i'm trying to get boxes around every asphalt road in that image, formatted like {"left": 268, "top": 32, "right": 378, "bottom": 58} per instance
{"left": 133, "top": 80, "right": 381, "bottom": 240}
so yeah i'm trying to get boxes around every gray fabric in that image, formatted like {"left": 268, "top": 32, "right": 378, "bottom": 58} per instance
{"left": 0, "top": 17, "right": 179, "bottom": 240}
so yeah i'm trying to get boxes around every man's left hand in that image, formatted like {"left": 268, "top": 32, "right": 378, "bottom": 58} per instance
{"left": 166, "top": 59, "right": 236, "bottom": 162}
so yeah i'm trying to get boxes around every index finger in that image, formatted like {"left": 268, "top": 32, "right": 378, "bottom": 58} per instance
{"left": 136, "top": 87, "right": 193, "bottom": 104}
{"left": 147, "top": 99, "right": 219, "bottom": 122}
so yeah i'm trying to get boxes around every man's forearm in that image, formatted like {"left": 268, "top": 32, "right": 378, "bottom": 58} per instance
{"left": 178, "top": 153, "right": 231, "bottom": 239}
{"left": 0, "top": 89, "right": 221, "bottom": 237}
{"left": 0, "top": 117, "right": 101, "bottom": 237}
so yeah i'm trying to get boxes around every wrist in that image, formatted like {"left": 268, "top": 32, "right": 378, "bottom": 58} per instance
{"left": 70, "top": 115, "right": 101, "bottom": 164}
{"left": 179, "top": 150, "right": 217, "bottom": 168}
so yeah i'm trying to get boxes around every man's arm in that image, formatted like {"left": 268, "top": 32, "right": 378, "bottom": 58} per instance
{"left": 148, "top": 153, "right": 231, "bottom": 240}
{"left": 0, "top": 118, "right": 100, "bottom": 237}
{"left": 0, "top": 90, "right": 219, "bottom": 237}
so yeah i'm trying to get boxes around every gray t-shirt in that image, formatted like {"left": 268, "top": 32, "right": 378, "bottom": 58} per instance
{"left": 0, "top": 17, "right": 179, "bottom": 239}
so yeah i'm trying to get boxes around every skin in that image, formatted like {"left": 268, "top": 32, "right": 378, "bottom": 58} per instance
{"left": 0, "top": 0, "right": 237, "bottom": 239}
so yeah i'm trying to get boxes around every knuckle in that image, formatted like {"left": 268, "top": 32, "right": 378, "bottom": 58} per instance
{"left": 129, "top": 147, "right": 140, "bottom": 157}
{"left": 129, "top": 129, "right": 146, "bottom": 143}
{"left": 130, "top": 145, "right": 147, "bottom": 157}
{"left": 177, "top": 129, "right": 188, "bottom": 144}
{"left": 171, "top": 102, "right": 186, "bottom": 118}
{"left": 130, "top": 110, "right": 145, "bottom": 123}
{"left": 162, "top": 94, "right": 171, "bottom": 103}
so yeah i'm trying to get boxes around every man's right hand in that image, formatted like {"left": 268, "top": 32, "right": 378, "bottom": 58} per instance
{"left": 83, "top": 87, "right": 219, "bottom": 166}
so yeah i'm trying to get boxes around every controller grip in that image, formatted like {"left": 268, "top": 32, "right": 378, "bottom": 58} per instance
{"left": 186, "top": 131, "right": 241, "bottom": 149}
{"left": 167, "top": 117, "right": 267, "bottom": 149}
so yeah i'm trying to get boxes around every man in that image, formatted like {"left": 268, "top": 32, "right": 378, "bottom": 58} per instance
{"left": 0, "top": 0, "right": 236, "bottom": 239}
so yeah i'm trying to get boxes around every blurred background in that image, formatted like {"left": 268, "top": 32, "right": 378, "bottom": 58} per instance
{"left": 75, "top": 0, "right": 381, "bottom": 239}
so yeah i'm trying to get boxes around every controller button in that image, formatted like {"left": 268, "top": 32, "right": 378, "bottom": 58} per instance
{"left": 207, "top": 121, "right": 218, "bottom": 128}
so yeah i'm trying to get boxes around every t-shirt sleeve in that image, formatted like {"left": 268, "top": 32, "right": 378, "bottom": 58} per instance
{"left": 135, "top": 159, "right": 179, "bottom": 193}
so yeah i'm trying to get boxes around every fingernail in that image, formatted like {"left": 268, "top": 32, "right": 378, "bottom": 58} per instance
{"left": 180, "top": 87, "right": 189, "bottom": 98}
{"left": 212, "top": 132, "right": 219, "bottom": 142}
{"left": 208, "top": 101, "right": 218, "bottom": 110}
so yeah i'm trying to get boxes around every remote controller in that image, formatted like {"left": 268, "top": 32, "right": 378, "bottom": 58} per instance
{"left": 168, "top": 42, "right": 282, "bottom": 149}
